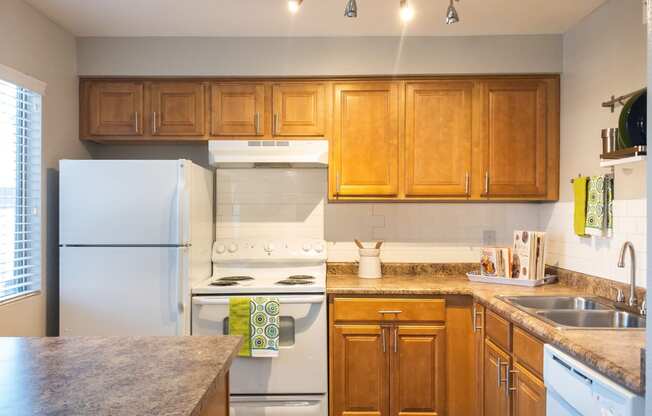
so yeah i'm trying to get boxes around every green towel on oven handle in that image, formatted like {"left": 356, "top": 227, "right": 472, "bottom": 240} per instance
{"left": 229, "top": 297, "right": 252, "bottom": 357}
{"left": 250, "top": 296, "right": 280, "bottom": 357}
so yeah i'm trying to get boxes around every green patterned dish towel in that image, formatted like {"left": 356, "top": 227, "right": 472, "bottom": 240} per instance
{"left": 229, "top": 296, "right": 280, "bottom": 358}
{"left": 584, "top": 175, "right": 614, "bottom": 238}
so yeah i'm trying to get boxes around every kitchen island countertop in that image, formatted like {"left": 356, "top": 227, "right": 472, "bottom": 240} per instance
{"left": 0, "top": 335, "right": 242, "bottom": 416}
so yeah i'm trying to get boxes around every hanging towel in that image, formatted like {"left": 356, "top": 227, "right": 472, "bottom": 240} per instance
{"left": 605, "top": 176, "right": 614, "bottom": 238}
{"left": 229, "top": 297, "right": 252, "bottom": 357}
{"left": 250, "top": 296, "right": 280, "bottom": 358}
{"left": 229, "top": 296, "right": 280, "bottom": 358}
{"left": 585, "top": 175, "right": 614, "bottom": 237}
{"left": 573, "top": 177, "right": 588, "bottom": 237}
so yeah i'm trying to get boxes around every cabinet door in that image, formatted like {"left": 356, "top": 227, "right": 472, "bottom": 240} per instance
{"left": 511, "top": 363, "right": 545, "bottom": 416}
{"left": 210, "top": 83, "right": 265, "bottom": 136}
{"left": 151, "top": 82, "right": 205, "bottom": 136}
{"left": 405, "top": 81, "right": 473, "bottom": 197}
{"left": 390, "top": 325, "right": 446, "bottom": 416}
{"left": 333, "top": 82, "right": 399, "bottom": 197}
{"left": 88, "top": 81, "right": 143, "bottom": 136}
{"left": 474, "top": 303, "right": 485, "bottom": 416}
{"left": 480, "top": 79, "right": 548, "bottom": 198}
{"left": 272, "top": 83, "right": 325, "bottom": 136}
{"left": 484, "top": 339, "right": 511, "bottom": 416}
{"left": 332, "top": 325, "right": 390, "bottom": 416}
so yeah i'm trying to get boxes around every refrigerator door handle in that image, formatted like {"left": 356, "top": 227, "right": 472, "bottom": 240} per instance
{"left": 176, "top": 162, "right": 189, "bottom": 246}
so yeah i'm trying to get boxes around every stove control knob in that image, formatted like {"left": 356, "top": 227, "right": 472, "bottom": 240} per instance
{"left": 264, "top": 243, "right": 275, "bottom": 253}
{"left": 215, "top": 244, "right": 226, "bottom": 254}
{"left": 302, "top": 243, "right": 312, "bottom": 252}
{"left": 227, "top": 243, "right": 238, "bottom": 253}
{"left": 313, "top": 242, "right": 324, "bottom": 253}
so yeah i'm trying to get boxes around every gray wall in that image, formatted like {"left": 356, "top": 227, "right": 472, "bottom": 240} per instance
{"left": 0, "top": 0, "right": 90, "bottom": 335}
{"left": 77, "top": 35, "right": 562, "bottom": 77}
{"left": 539, "top": 0, "right": 647, "bottom": 286}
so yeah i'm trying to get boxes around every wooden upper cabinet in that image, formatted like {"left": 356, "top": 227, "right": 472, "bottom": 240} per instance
{"left": 210, "top": 83, "right": 265, "bottom": 136}
{"left": 331, "top": 325, "right": 389, "bottom": 416}
{"left": 333, "top": 82, "right": 400, "bottom": 197}
{"left": 484, "top": 339, "right": 511, "bottom": 416}
{"left": 150, "top": 82, "right": 205, "bottom": 136}
{"left": 87, "top": 81, "right": 144, "bottom": 136}
{"left": 391, "top": 325, "right": 446, "bottom": 416}
{"left": 480, "top": 79, "right": 549, "bottom": 198}
{"left": 511, "top": 363, "right": 546, "bottom": 416}
{"left": 405, "top": 81, "right": 473, "bottom": 198}
{"left": 272, "top": 83, "right": 325, "bottom": 136}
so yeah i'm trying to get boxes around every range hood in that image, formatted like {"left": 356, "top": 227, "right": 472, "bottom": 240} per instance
{"left": 208, "top": 140, "right": 328, "bottom": 168}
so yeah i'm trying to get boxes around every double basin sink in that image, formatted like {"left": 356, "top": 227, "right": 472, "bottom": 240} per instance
{"left": 498, "top": 295, "right": 646, "bottom": 329}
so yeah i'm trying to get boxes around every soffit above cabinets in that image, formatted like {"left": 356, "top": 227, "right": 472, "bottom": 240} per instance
{"left": 26, "top": 0, "right": 607, "bottom": 37}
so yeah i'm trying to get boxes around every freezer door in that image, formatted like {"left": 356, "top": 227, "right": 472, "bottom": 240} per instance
{"left": 230, "top": 395, "right": 327, "bottom": 416}
{"left": 60, "top": 159, "right": 187, "bottom": 245}
{"left": 60, "top": 246, "right": 187, "bottom": 336}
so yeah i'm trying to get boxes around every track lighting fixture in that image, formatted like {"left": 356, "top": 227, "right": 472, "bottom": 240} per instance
{"left": 446, "top": 0, "right": 460, "bottom": 24}
{"left": 344, "top": 0, "right": 357, "bottom": 18}
{"left": 399, "top": 0, "right": 414, "bottom": 22}
{"left": 288, "top": 0, "right": 303, "bottom": 14}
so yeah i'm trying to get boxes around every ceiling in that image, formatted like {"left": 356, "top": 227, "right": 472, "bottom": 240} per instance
{"left": 26, "top": 0, "right": 609, "bottom": 37}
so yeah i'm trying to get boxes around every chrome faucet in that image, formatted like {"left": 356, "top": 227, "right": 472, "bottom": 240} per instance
{"left": 617, "top": 241, "right": 638, "bottom": 308}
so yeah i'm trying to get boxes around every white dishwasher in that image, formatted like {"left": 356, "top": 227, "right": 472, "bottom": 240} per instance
{"left": 543, "top": 345, "right": 645, "bottom": 416}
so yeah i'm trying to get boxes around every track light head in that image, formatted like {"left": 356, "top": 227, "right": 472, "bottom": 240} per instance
{"left": 344, "top": 0, "right": 357, "bottom": 18}
{"left": 288, "top": 0, "right": 303, "bottom": 14}
{"left": 445, "top": 0, "right": 460, "bottom": 24}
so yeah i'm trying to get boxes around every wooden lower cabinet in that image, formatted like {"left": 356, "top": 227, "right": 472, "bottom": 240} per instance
{"left": 391, "top": 326, "right": 446, "bottom": 416}
{"left": 483, "top": 339, "right": 511, "bottom": 416}
{"left": 511, "top": 363, "right": 546, "bottom": 416}
{"left": 473, "top": 303, "right": 485, "bottom": 416}
{"left": 331, "top": 325, "right": 389, "bottom": 416}
{"left": 198, "top": 371, "right": 229, "bottom": 416}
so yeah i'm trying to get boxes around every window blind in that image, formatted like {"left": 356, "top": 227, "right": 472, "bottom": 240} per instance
{"left": 0, "top": 78, "right": 42, "bottom": 302}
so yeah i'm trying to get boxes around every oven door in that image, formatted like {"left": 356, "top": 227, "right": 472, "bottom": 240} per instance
{"left": 191, "top": 294, "right": 327, "bottom": 395}
{"left": 230, "top": 395, "right": 327, "bottom": 416}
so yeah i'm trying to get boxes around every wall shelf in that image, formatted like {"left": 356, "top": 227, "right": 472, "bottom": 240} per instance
{"left": 600, "top": 155, "right": 646, "bottom": 167}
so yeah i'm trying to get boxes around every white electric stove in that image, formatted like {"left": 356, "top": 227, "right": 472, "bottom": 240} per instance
{"left": 191, "top": 238, "right": 328, "bottom": 416}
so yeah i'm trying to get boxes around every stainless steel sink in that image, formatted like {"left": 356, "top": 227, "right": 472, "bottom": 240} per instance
{"left": 500, "top": 295, "right": 611, "bottom": 311}
{"left": 497, "top": 295, "right": 646, "bottom": 330}
{"left": 536, "top": 310, "right": 646, "bottom": 329}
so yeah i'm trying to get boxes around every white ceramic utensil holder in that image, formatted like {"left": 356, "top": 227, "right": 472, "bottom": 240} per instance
{"left": 358, "top": 248, "right": 382, "bottom": 279}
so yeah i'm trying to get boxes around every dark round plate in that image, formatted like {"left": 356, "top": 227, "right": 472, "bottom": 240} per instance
{"left": 625, "top": 91, "right": 647, "bottom": 147}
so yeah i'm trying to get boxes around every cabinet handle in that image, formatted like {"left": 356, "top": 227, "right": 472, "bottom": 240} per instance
{"left": 134, "top": 112, "right": 139, "bottom": 133}
{"left": 465, "top": 172, "right": 470, "bottom": 195}
{"left": 500, "top": 361, "right": 510, "bottom": 395}
{"left": 254, "top": 112, "right": 261, "bottom": 135}
{"left": 335, "top": 172, "right": 340, "bottom": 196}
{"left": 496, "top": 357, "right": 502, "bottom": 388}
{"left": 381, "top": 327, "right": 386, "bottom": 353}
{"left": 484, "top": 171, "right": 489, "bottom": 195}
{"left": 508, "top": 368, "right": 518, "bottom": 392}
{"left": 152, "top": 111, "right": 157, "bottom": 134}
{"left": 393, "top": 327, "right": 398, "bottom": 353}
{"left": 273, "top": 113, "right": 279, "bottom": 135}
{"left": 472, "top": 305, "right": 484, "bottom": 333}
{"left": 378, "top": 310, "right": 402, "bottom": 315}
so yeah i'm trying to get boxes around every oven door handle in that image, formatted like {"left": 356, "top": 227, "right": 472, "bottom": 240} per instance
{"left": 192, "top": 295, "right": 325, "bottom": 306}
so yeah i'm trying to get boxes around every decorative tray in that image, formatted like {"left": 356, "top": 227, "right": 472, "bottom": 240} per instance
{"left": 466, "top": 272, "right": 558, "bottom": 287}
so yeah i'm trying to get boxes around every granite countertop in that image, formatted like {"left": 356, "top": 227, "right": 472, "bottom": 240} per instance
{"left": 327, "top": 273, "right": 646, "bottom": 395}
{"left": 0, "top": 336, "right": 242, "bottom": 416}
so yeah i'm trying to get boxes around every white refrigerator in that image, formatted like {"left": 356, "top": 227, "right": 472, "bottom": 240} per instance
{"left": 59, "top": 160, "right": 213, "bottom": 336}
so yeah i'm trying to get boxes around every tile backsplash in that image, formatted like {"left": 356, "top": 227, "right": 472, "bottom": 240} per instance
{"left": 540, "top": 198, "right": 647, "bottom": 288}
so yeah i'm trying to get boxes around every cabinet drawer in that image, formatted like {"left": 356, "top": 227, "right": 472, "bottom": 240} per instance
{"left": 333, "top": 298, "right": 446, "bottom": 323}
{"left": 485, "top": 309, "right": 511, "bottom": 351}
{"left": 513, "top": 326, "right": 544, "bottom": 377}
